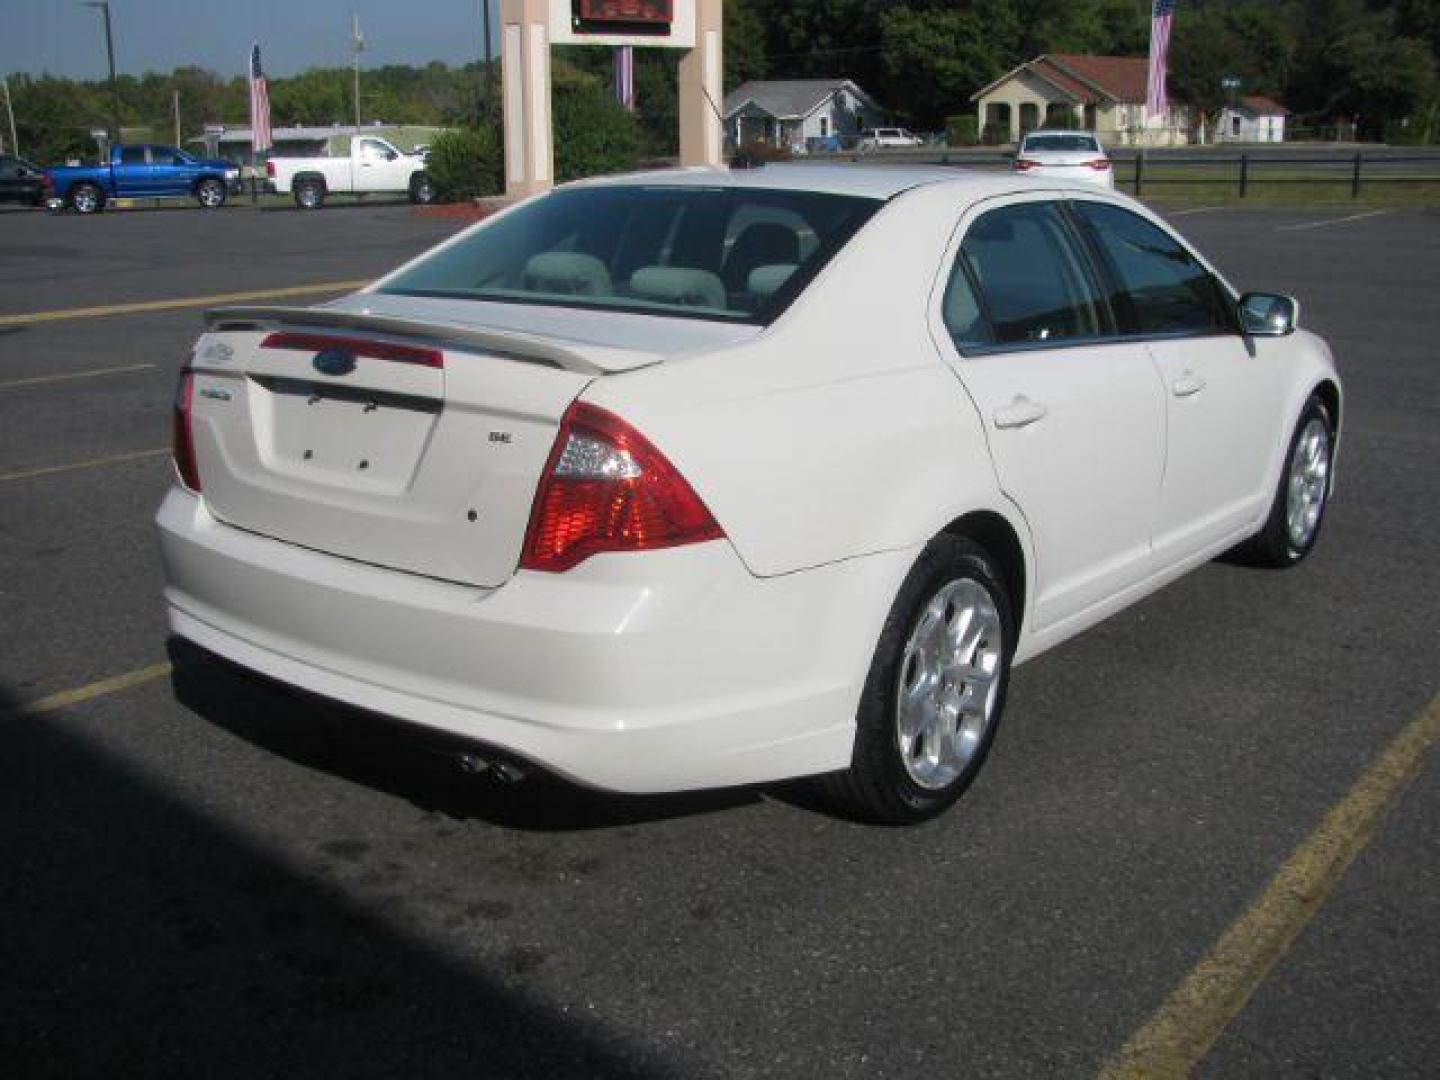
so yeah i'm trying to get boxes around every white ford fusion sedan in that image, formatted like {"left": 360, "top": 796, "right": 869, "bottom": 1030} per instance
{"left": 157, "top": 165, "right": 1340, "bottom": 823}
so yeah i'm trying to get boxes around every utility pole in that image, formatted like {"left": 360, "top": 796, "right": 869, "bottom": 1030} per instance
{"left": 173, "top": 89, "right": 181, "bottom": 146}
{"left": 482, "top": 0, "right": 495, "bottom": 117}
{"left": 351, "top": 12, "right": 366, "bottom": 132}
{"left": 1, "top": 75, "right": 18, "bottom": 157}
{"left": 83, "top": 2, "right": 122, "bottom": 146}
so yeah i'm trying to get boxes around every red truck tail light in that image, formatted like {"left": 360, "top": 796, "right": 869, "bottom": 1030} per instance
{"left": 1088, "top": 158, "right": 1112, "bottom": 171}
{"left": 265, "top": 159, "right": 275, "bottom": 178}
{"left": 172, "top": 371, "right": 202, "bottom": 492}
{"left": 521, "top": 402, "right": 724, "bottom": 572}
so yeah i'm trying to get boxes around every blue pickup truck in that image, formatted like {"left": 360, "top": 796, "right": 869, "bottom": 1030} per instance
{"left": 46, "top": 144, "right": 241, "bottom": 214}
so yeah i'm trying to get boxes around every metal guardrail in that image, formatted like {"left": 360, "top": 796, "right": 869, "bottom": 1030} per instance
{"left": 801, "top": 146, "right": 1440, "bottom": 198}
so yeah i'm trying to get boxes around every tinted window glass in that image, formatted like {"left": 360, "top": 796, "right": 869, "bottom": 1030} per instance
{"left": 380, "top": 185, "right": 880, "bottom": 325}
{"left": 119, "top": 146, "right": 147, "bottom": 165}
{"left": 961, "top": 202, "right": 1106, "bottom": 345}
{"left": 1071, "top": 201, "right": 1231, "bottom": 335}
{"left": 1023, "top": 134, "right": 1100, "bottom": 153}
{"left": 0, "top": 159, "right": 16, "bottom": 179}
{"left": 941, "top": 261, "right": 990, "bottom": 349}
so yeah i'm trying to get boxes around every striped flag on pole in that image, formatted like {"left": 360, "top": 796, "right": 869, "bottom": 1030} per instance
{"left": 614, "top": 45, "right": 635, "bottom": 112}
{"left": 1146, "top": 0, "right": 1176, "bottom": 118}
{"left": 249, "top": 43, "right": 272, "bottom": 154}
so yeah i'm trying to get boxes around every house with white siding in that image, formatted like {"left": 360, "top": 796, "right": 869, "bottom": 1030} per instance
{"left": 1216, "top": 96, "right": 1288, "bottom": 143}
{"left": 723, "top": 79, "right": 886, "bottom": 152}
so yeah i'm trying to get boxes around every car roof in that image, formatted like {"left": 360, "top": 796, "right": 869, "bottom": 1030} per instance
{"left": 573, "top": 163, "right": 1074, "bottom": 201}
{"left": 1023, "top": 130, "right": 1100, "bottom": 140}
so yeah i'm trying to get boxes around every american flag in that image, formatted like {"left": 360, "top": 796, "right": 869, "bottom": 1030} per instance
{"left": 1146, "top": 0, "right": 1176, "bottom": 118}
{"left": 249, "top": 43, "right": 272, "bottom": 154}
{"left": 614, "top": 45, "right": 635, "bottom": 112}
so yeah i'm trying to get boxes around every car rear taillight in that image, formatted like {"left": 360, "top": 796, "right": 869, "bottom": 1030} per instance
{"left": 41, "top": 172, "right": 54, "bottom": 192}
{"left": 520, "top": 402, "right": 724, "bottom": 572}
{"left": 172, "top": 371, "right": 201, "bottom": 492}
{"left": 1014, "top": 158, "right": 1039, "bottom": 171}
{"left": 265, "top": 159, "right": 275, "bottom": 178}
{"left": 1088, "top": 158, "right": 1112, "bottom": 171}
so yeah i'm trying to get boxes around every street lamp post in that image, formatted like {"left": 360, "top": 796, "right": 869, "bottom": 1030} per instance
{"left": 482, "top": 0, "right": 495, "bottom": 116}
{"left": 83, "top": 2, "right": 122, "bottom": 146}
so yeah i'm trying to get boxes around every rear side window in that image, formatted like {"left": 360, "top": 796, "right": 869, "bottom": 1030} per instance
{"left": 959, "top": 202, "right": 1107, "bottom": 346}
{"left": 119, "top": 146, "right": 147, "bottom": 165}
{"left": 1070, "top": 201, "right": 1233, "bottom": 336}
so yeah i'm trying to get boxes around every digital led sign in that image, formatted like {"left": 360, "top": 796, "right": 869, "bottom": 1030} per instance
{"left": 574, "top": 1, "right": 674, "bottom": 32}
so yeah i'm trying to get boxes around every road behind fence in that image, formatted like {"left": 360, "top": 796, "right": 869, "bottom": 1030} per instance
{"left": 804, "top": 146, "right": 1440, "bottom": 201}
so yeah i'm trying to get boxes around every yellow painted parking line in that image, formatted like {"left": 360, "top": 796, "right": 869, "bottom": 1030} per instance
{"left": 1100, "top": 692, "right": 1440, "bottom": 1079}
{"left": 1276, "top": 209, "right": 1392, "bottom": 232}
{"left": 0, "top": 446, "right": 169, "bottom": 483}
{"left": 0, "top": 362, "right": 157, "bottom": 390}
{"left": 0, "top": 279, "right": 369, "bottom": 328}
{"left": 5, "top": 661, "right": 174, "bottom": 717}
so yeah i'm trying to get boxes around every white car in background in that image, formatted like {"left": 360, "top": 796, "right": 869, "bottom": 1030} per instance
{"left": 158, "top": 165, "right": 1339, "bottom": 823}
{"left": 858, "top": 127, "right": 924, "bottom": 150}
{"left": 1013, "top": 130, "right": 1115, "bottom": 188}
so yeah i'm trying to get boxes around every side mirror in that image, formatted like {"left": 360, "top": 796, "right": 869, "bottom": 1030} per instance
{"left": 1239, "top": 292, "right": 1299, "bottom": 336}
{"left": 384, "top": 150, "right": 398, "bottom": 161}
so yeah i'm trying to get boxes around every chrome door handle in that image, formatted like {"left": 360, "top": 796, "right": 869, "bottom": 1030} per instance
{"left": 993, "top": 395, "right": 1049, "bottom": 430}
{"left": 1171, "top": 372, "right": 1207, "bottom": 397}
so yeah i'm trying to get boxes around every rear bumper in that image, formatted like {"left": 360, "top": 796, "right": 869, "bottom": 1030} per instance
{"left": 156, "top": 487, "right": 917, "bottom": 793}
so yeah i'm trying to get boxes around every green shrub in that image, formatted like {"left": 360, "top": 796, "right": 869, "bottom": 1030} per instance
{"left": 729, "top": 141, "right": 793, "bottom": 168}
{"left": 425, "top": 126, "right": 501, "bottom": 202}
{"left": 552, "top": 66, "right": 647, "bottom": 183}
{"left": 947, "top": 115, "right": 979, "bottom": 146}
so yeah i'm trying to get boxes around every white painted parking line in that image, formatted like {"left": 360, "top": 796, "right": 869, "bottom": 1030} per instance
{"left": 0, "top": 363, "right": 158, "bottom": 391}
{"left": 1276, "top": 209, "right": 1392, "bottom": 232}
{"left": 0, "top": 279, "right": 368, "bottom": 328}
{"left": 1169, "top": 206, "right": 1226, "bottom": 216}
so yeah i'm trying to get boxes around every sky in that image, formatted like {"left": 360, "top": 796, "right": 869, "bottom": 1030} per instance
{"left": 0, "top": 0, "right": 501, "bottom": 80}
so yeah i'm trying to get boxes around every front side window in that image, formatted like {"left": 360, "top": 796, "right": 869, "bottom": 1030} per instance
{"left": 380, "top": 185, "right": 880, "bottom": 325}
{"left": 359, "top": 139, "right": 395, "bottom": 161}
{"left": 959, "top": 201, "right": 1107, "bottom": 345}
{"left": 1070, "top": 201, "right": 1233, "bottom": 336}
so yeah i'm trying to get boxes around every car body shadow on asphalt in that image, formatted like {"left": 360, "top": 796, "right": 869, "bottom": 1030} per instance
{"left": 165, "top": 638, "right": 765, "bottom": 832}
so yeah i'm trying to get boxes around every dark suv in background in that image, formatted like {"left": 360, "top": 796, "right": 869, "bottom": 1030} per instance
{"left": 0, "top": 154, "right": 48, "bottom": 207}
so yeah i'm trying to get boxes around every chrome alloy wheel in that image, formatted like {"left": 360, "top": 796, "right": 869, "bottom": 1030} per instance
{"left": 1285, "top": 417, "right": 1330, "bottom": 551}
{"left": 72, "top": 186, "right": 99, "bottom": 213}
{"left": 896, "top": 578, "right": 1004, "bottom": 790}
{"left": 198, "top": 180, "right": 224, "bottom": 207}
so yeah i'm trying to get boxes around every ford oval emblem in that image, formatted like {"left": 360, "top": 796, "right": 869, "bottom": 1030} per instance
{"left": 313, "top": 349, "right": 357, "bottom": 377}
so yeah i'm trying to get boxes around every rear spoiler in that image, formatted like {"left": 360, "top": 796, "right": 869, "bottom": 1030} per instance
{"left": 204, "top": 304, "right": 661, "bottom": 376}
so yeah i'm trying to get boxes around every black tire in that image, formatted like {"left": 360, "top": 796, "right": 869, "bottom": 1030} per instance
{"left": 1232, "top": 396, "right": 1334, "bottom": 568}
{"left": 824, "top": 535, "right": 1015, "bottom": 825}
{"left": 409, "top": 172, "right": 436, "bottom": 205}
{"left": 195, "top": 177, "right": 227, "bottom": 209}
{"left": 294, "top": 178, "right": 326, "bottom": 210}
{"left": 70, "top": 182, "right": 104, "bottom": 214}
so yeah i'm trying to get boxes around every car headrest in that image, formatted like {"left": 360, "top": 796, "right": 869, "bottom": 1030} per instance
{"left": 630, "top": 267, "right": 727, "bottom": 311}
{"left": 523, "top": 252, "right": 613, "bottom": 297}
{"left": 746, "top": 264, "right": 798, "bottom": 300}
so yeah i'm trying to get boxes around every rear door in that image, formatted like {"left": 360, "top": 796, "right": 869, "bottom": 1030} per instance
{"left": 1068, "top": 199, "right": 1285, "bottom": 561}
{"left": 934, "top": 195, "right": 1165, "bottom": 630}
{"left": 187, "top": 325, "right": 592, "bottom": 587}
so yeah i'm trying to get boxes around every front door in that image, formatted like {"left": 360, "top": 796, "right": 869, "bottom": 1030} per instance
{"left": 935, "top": 197, "right": 1165, "bottom": 631}
{"left": 1068, "top": 200, "right": 1285, "bottom": 561}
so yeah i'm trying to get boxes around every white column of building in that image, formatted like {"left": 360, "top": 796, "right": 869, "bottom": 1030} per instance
{"left": 500, "top": 0, "right": 553, "bottom": 198}
{"left": 678, "top": 0, "right": 724, "bottom": 167}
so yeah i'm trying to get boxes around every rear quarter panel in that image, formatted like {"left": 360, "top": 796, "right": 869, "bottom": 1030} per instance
{"left": 584, "top": 183, "right": 1025, "bottom": 580}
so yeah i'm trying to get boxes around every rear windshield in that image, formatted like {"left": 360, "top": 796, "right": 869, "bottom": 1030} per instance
{"left": 379, "top": 184, "right": 881, "bottom": 325}
{"left": 1023, "top": 134, "right": 1101, "bottom": 152}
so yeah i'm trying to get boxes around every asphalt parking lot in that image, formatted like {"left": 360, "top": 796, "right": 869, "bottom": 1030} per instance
{"left": 2, "top": 197, "right": 1437, "bottom": 1078}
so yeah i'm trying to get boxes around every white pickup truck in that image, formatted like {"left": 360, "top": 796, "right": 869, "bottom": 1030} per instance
{"left": 265, "top": 135, "right": 436, "bottom": 209}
